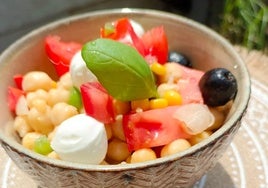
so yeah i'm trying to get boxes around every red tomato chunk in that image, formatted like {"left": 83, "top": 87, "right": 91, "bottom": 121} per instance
{"left": 142, "top": 26, "right": 168, "bottom": 64}
{"left": 7, "top": 86, "right": 24, "bottom": 112}
{"left": 45, "top": 35, "right": 82, "bottom": 77}
{"left": 80, "top": 82, "right": 115, "bottom": 124}
{"left": 123, "top": 106, "right": 191, "bottom": 151}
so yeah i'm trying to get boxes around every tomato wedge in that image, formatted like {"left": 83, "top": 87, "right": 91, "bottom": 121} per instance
{"left": 101, "top": 19, "right": 169, "bottom": 65}
{"left": 142, "top": 26, "right": 168, "bottom": 64}
{"left": 100, "top": 18, "right": 146, "bottom": 56}
{"left": 122, "top": 106, "right": 190, "bottom": 151}
{"left": 13, "top": 74, "right": 23, "bottom": 90}
{"left": 80, "top": 82, "right": 115, "bottom": 124}
{"left": 7, "top": 86, "right": 24, "bottom": 112}
{"left": 45, "top": 35, "right": 82, "bottom": 77}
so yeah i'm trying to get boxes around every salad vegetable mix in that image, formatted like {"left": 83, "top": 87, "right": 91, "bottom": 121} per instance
{"left": 8, "top": 18, "right": 237, "bottom": 165}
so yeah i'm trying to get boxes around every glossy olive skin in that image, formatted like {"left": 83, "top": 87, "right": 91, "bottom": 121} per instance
{"left": 199, "top": 68, "right": 238, "bottom": 107}
{"left": 168, "top": 51, "right": 192, "bottom": 68}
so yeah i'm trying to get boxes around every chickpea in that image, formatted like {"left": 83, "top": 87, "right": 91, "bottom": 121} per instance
{"left": 31, "top": 99, "right": 47, "bottom": 113}
{"left": 111, "top": 116, "right": 125, "bottom": 141}
{"left": 130, "top": 148, "right": 157, "bottom": 163}
{"left": 79, "top": 107, "right": 85, "bottom": 114}
{"left": 216, "top": 100, "right": 233, "bottom": 115}
{"left": 207, "top": 108, "right": 225, "bottom": 131}
{"left": 15, "top": 96, "right": 29, "bottom": 116}
{"left": 100, "top": 160, "right": 109, "bottom": 165}
{"left": 26, "top": 89, "right": 48, "bottom": 109}
{"left": 47, "top": 88, "right": 70, "bottom": 107}
{"left": 131, "top": 99, "right": 150, "bottom": 111}
{"left": 125, "top": 155, "right": 132, "bottom": 163}
{"left": 160, "top": 139, "right": 191, "bottom": 157}
{"left": 22, "top": 71, "right": 56, "bottom": 92}
{"left": 57, "top": 73, "right": 73, "bottom": 90}
{"left": 105, "top": 124, "right": 113, "bottom": 140}
{"left": 50, "top": 102, "right": 78, "bottom": 126}
{"left": 47, "top": 151, "right": 60, "bottom": 160}
{"left": 14, "top": 115, "right": 33, "bottom": 138}
{"left": 106, "top": 139, "right": 131, "bottom": 163}
{"left": 47, "top": 127, "right": 58, "bottom": 141}
{"left": 22, "top": 132, "right": 43, "bottom": 150}
{"left": 27, "top": 106, "right": 54, "bottom": 135}
{"left": 113, "top": 99, "right": 130, "bottom": 115}
{"left": 188, "top": 131, "right": 212, "bottom": 145}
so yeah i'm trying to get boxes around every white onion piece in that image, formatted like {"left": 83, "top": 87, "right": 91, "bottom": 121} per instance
{"left": 15, "top": 96, "right": 29, "bottom": 116}
{"left": 173, "top": 103, "right": 215, "bottom": 135}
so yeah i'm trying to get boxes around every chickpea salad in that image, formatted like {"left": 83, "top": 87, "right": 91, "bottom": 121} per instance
{"left": 7, "top": 18, "right": 237, "bottom": 165}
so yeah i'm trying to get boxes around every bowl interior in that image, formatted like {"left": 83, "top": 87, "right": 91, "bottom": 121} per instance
{"left": 0, "top": 9, "right": 250, "bottom": 170}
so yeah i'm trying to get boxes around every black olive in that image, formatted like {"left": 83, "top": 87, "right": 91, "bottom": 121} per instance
{"left": 168, "top": 51, "right": 192, "bottom": 68}
{"left": 199, "top": 68, "right": 238, "bottom": 107}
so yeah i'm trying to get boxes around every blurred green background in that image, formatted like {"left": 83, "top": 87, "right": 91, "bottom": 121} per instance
{"left": 0, "top": 0, "right": 267, "bottom": 53}
{"left": 219, "top": 0, "right": 268, "bottom": 53}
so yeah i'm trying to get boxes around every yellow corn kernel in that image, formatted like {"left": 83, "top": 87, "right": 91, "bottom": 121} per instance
{"left": 150, "top": 62, "right": 166, "bottom": 76}
{"left": 149, "top": 98, "right": 168, "bottom": 109}
{"left": 131, "top": 99, "right": 150, "bottom": 111}
{"left": 157, "top": 83, "right": 178, "bottom": 98}
{"left": 163, "top": 90, "right": 183, "bottom": 106}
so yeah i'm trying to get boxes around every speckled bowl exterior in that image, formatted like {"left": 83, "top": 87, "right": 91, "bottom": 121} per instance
{"left": 0, "top": 9, "right": 250, "bottom": 188}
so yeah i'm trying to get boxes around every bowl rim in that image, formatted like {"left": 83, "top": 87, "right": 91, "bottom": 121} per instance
{"left": 0, "top": 8, "right": 251, "bottom": 171}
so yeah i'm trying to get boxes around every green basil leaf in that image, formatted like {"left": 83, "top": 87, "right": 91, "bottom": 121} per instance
{"left": 81, "top": 38, "right": 157, "bottom": 101}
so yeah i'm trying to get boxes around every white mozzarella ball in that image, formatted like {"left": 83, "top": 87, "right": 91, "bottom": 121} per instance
{"left": 51, "top": 114, "right": 107, "bottom": 164}
{"left": 70, "top": 51, "right": 98, "bottom": 88}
